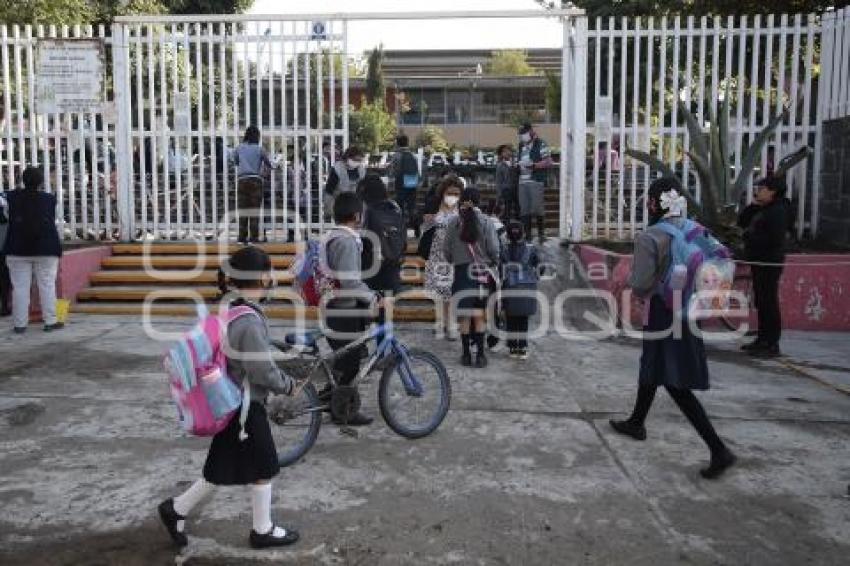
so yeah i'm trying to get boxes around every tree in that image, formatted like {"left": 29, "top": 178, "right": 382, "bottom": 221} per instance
{"left": 365, "top": 45, "right": 385, "bottom": 106}
{"left": 545, "top": 71, "right": 561, "bottom": 121}
{"left": 348, "top": 98, "right": 396, "bottom": 154}
{"left": 485, "top": 50, "right": 538, "bottom": 77}
{"left": 415, "top": 125, "right": 449, "bottom": 154}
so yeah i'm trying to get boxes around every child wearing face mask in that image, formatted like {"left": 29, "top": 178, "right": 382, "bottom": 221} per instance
{"left": 324, "top": 146, "right": 367, "bottom": 220}
{"left": 158, "top": 246, "right": 299, "bottom": 550}
{"left": 499, "top": 221, "right": 539, "bottom": 359}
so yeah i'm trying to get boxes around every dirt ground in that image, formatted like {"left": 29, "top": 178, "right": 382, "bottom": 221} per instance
{"left": 0, "top": 313, "right": 849, "bottom": 565}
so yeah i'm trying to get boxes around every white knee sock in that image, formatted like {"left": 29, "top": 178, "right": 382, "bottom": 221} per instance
{"left": 173, "top": 478, "right": 214, "bottom": 517}
{"left": 251, "top": 483, "right": 287, "bottom": 537}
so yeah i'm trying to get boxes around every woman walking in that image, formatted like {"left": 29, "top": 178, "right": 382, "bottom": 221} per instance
{"left": 3, "top": 167, "right": 63, "bottom": 334}
{"left": 609, "top": 177, "right": 736, "bottom": 479}
{"left": 443, "top": 186, "right": 500, "bottom": 367}
{"left": 422, "top": 174, "right": 462, "bottom": 340}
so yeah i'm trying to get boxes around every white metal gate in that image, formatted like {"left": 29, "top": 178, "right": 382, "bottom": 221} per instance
{"left": 112, "top": 15, "right": 348, "bottom": 241}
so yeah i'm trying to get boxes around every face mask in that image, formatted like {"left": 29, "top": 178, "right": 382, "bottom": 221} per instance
{"left": 444, "top": 195, "right": 459, "bottom": 208}
{"left": 520, "top": 133, "right": 531, "bottom": 143}
{"left": 347, "top": 159, "right": 361, "bottom": 169}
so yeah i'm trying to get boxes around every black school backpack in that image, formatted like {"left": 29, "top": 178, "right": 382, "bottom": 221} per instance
{"left": 365, "top": 200, "right": 406, "bottom": 264}
{"left": 395, "top": 150, "right": 420, "bottom": 190}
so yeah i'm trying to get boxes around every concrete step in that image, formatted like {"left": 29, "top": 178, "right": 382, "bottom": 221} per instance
{"left": 71, "top": 302, "right": 437, "bottom": 322}
{"left": 77, "top": 286, "right": 434, "bottom": 303}
{"left": 87, "top": 270, "right": 425, "bottom": 286}
{"left": 110, "top": 242, "right": 421, "bottom": 255}
{"left": 100, "top": 254, "right": 427, "bottom": 270}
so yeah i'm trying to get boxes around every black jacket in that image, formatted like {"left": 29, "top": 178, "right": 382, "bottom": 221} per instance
{"left": 737, "top": 198, "right": 789, "bottom": 264}
{"left": 362, "top": 200, "right": 403, "bottom": 294}
{"left": 2, "top": 190, "right": 62, "bottom": 257}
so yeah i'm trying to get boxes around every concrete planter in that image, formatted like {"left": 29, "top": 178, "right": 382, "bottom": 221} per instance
{"left": 575, "top": 244, "right": 850, "bottom": 331}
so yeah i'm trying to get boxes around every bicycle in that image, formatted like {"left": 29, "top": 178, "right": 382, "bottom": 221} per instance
{"left": 264, "top": 321, "right": 452, "bottom": 467}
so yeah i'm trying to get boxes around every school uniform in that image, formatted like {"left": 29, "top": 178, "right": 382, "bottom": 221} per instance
{"left": 500, "top": 241, "right": 539, "bottom": 350}
{"left": 203, "top": 300, "right": 294, "bottom": 486}
{"left": 443, "top": 209, "right": 500, "bottom": 310}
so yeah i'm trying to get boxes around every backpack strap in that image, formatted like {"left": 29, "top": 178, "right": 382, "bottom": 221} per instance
{"left": 224, "top": 305, "right": 262, "bottom": 441}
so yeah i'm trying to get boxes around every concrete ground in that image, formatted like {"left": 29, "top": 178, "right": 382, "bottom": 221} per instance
{"left": 0, "top": 313, "right": 849, "bottom": 565}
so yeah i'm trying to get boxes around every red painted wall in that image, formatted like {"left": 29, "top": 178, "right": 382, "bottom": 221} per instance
{"left": 575, "top": 244, "right": 850, "bottom": 331}
{"left": 27, "top": 246, "right": 111, "bottom": 321}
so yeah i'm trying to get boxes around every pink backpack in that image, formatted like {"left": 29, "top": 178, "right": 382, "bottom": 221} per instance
{"left": 163, "top": 305, "right": 259, "bottom": 437}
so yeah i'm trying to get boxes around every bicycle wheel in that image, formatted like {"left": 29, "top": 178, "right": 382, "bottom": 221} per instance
{"left": 378, "top": 349, "right": 451, "bottom": 439}
{"left": 266, "top": 381, "right": 322, "bottom": 467}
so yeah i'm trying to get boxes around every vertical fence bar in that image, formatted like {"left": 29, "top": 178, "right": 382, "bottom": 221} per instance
{"left": 280, "top": 22, "right": 288, "bottom": 239}
{"left": 24, "top": 25, "right": 37, "bottom": 166}
{"left": 195, "top": 23, "right": 206, "bottom": 238}
{"left": 604, "top": 17, "right": 614, "bottom": 237}
{"left": 747, "top": 15, "right": 761, "bottom": 201}
{"left": 49, "top": 25, "right": 65, "bottom": 233}
{"left": 1, "top": 26, "right": 14, "bottom": 190}
{"left": 230, "top": 23, "right": 240, "bottom": 240}
{"left": 134, "top": 25, "right": 146, "bottom": 236}
{"left": 812, "top": 11, "right": 835, "bottom": 236}
{"left": 559, "top": 16, "right": 571, "bottom": 239}
{"left": 158, "top": 23, "right": 169, "bottom": 238}
{"left": 170, "top": 24, "right": 182, "bottom": 236}
{"left": 13, "top": 25, "right": 26, "bottom": 170}
{"left": 787, "top": 15, "right": 801, "bottom": 202}
{"left": 572, "top": 16, "right": 588, "bottom": 241}
{"left": 643, "top": 17, "right": 654, "bottom": 228}
{"left": 35, "top": 25, "right": 50, "bottom": 193}
{"left": 617, "top": 17, "right": 627, "bottom": 238}
{"left": 113, "top": 23, "right": 133, "bottom": 241}
{"left": 292, "top": 22, "right": 301, "bottom": 241}
{"left": 342, "top": 19, "right": 349, "bottom": 149}
{"left": 630, "top": 18, "right": 640, "bottom": 236}
{"left": 86, "top": 25, "right": 101, "bottom": 239}
{"left": 735, "top": 17, "right": 747, "bottom": 184}
{"left": 761, "top": 15, "right": 775, "bottom": 177}
{"left": 208, "top": 24, "right": 218, "bottom": 239}
{"left": 317, "top": 31, "right": 325, "bottom": 234}
{"left": 591, "top": 19, "right": 600, "bottom": 238}
{"left": 268, "top": 23, "right": 277, "bottom": 241}
{"left": 711, "top": 16, "right": 720, "bottom": 119}
{"left": 304, "top": 25, "right": 313, "bottom": 237}
{"left": 670, "top": 17, "right": 680, "bottom": 172}
{"left": 146, "top": 24, "right": 160, "bottom": 237}
{"left": 840, "top": 9, "right": 850, "bottom": 117}
{"left": 218, "top": 22, "right": 228, "bottom": 241}
{"left": 682, "top": 17, "right": 695, "bottom": 195}
{"left": 696, "top": 16, "right": 707, "bottom": 201}
{"left": 775, "top": 14, "right": 788, "bottom": 180}
{"left": 657, "top": 17, "right": 667, "bottom": 172}
{"left": 797, "top": 15, "right": 814, "bottom": 238}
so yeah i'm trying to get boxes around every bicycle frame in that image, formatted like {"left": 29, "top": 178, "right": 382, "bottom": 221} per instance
{"left": 320, "top": 323, "right": 424, "bottom": 397}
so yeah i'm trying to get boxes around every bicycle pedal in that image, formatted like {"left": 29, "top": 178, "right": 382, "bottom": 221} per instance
{"left": 339, "top": 426, "right": 359, "bottom": 438}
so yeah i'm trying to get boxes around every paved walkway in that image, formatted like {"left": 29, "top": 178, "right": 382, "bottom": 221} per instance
{"left": 0, "top": 315, "right": 848, "bottom": 565}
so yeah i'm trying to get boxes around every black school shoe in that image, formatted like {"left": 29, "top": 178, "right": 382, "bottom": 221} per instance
{"left": 331, "top": 412, "right": 374, "bottom": 426}
{"left": 700, "top": 449, "right": 737, "bottom": 480}
{"left": 249, "top": 526, "right": 300, "bottom": 549}
{"left": 158, "top": 498, "right": 188, "bottom": 548}
{"left": 44, "top": 322, "right": 65, "bottom": 332}
{"left": 609, "top": 419, "right": 647, "bottom": 441}
{"left": 461, "top": 352, "right": 473, "bottom": 367}
{"left": 475, "top": 352, "right": 488, "bottom": 368}
{"left": 740, "top": 339, "right": 764, "bottom": 352}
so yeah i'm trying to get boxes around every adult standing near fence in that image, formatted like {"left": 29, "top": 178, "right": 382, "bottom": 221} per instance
{"left": 737, "top": 175, "right": 790, "bottom": 359}
{"left": 323, "top": 146, "right": 367, "bottom": 221}
{"left": 517, "top": 123, "right": 552, "bottom": 244}
{"left": 3, "top": 166, "right": 63, "bottom": 334}
{"left": 231, "top": 126, "right": 274, "bottom": 243}
{"left": 390, "top": 134, "right": 422, "bottom": 238}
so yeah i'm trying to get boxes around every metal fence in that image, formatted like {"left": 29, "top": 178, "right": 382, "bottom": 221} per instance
{"left": 1, "top": 8, "right": 848, "bottom": 242}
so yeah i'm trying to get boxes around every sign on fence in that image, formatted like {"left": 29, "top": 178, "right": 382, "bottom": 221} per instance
{"left": 35, "top": 39, "right": 104, "bottom": 114}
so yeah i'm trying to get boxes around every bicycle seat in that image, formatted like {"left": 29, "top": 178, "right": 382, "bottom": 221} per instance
{"left": 283, "top": 329, "right": 323, "bottom": 348}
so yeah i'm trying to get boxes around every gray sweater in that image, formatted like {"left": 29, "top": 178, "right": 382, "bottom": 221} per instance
{"left": 628, "top": 218, "right": 678, "bottom": 298}
{"left": 225, "top": 305, "right": 294, "bottom": 402}
{"left": 444, "top": 209, "right": 500, "bottom": 267}
{"left": 323, "top": 225, "right": 376, "bottom": 308}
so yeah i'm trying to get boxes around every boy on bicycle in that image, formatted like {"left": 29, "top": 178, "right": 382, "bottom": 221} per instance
{"left": 320, "top": 191, "right": 381, "bottom": 425}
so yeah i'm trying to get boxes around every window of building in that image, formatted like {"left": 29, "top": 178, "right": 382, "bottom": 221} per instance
{"left": 446, "top": 89, "right": 471, "bottom": 124}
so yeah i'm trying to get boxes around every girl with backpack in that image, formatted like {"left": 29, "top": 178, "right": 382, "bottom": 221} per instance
{"left": 500, "top": 221, "right": 539, "bottom": 360}
{"left": 158, "top": 246, "right": 300, "bottom": 549}
{"left": 444, "top": 186, "right": 500, "bottom": 368}
{"left": 609, "top": 178, "right": 736, "bottom": 480}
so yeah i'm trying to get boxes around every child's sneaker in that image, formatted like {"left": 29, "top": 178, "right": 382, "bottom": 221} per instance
{"left": 509, "top": 348, "right": 519, "bottom": 359}
{"left": 249, "top": 525, "right": 300, "bottom": 548}
{"left": 518, "top": 348, "right": 529, "bottom": 361}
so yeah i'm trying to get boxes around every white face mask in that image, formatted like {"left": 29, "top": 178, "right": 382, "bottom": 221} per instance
{"left": 521, "top": 133, "right": 532, "bottom": 144}
{"left": 347, "top": 159, "right": 361, "bottom": 169}
{"left": 444, "top": 195, "right": 459, "bottom": 208}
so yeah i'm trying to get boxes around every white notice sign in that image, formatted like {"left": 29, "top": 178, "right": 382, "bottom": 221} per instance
{"left": 596, "top": 96, "right": 613, "bottom": 139}
{"left": 36, "top": 40, "right": 104, "bottom": 114}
